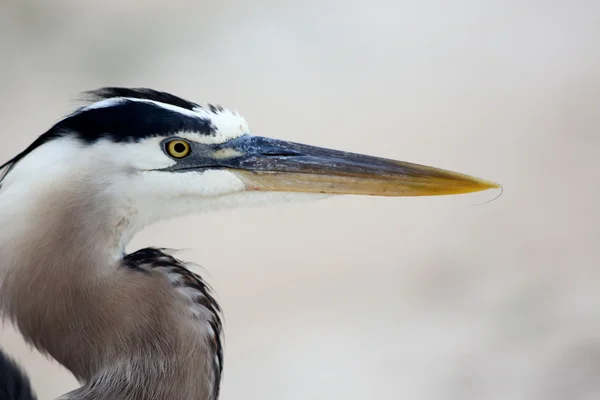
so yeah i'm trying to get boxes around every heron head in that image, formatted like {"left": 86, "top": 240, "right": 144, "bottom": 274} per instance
{"left": 1, "top": 88, "right": 499, "bottom": 229}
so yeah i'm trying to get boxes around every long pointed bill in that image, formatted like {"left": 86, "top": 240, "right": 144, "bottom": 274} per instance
{"left": 177, "top": 135, "right": 500, "bottom": 196}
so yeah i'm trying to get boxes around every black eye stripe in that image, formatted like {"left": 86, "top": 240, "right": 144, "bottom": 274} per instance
{"left": 1, "top": 87, "right": 232, "bottom": 185}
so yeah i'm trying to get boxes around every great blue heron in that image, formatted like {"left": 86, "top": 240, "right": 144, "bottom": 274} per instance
{"left": 0, "top": 88, "right": 498, "bottom": 400}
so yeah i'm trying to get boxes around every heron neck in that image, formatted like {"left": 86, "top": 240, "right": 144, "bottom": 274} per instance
{"left": 0, "top": 174, "right": 135, "bottom": 377}
{"left": 0, "top": 173, "right": 215, "bottom": 400}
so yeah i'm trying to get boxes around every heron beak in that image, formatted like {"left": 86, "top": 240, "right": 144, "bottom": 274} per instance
{"left": 212, "top": 135, "right": 500, "bottom": 197}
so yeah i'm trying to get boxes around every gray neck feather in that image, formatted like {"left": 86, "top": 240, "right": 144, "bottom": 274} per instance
{"left": 0, "top": 177, "right": 215, "bottom": 399}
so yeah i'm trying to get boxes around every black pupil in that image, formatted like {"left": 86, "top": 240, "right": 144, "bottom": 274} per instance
{"left": 173, "top": 142, "right": 186, "bottom": 153}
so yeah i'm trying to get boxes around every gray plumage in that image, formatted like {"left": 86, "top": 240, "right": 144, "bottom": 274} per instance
{"left": 0, "top": 184, "right": 223, "bottom": 400}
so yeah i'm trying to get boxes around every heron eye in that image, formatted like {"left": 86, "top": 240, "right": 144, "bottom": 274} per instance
{"left": 165, "top": 139, "right": 191, "bottom": 159}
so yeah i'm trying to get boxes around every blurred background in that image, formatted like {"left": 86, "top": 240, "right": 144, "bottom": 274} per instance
{"left": 1, "top": 1, "right": 599, "bottom": 399}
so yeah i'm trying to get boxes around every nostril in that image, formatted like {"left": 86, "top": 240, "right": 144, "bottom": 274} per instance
{"left": 259, "top": 150, "right": 302, "bottom": 157}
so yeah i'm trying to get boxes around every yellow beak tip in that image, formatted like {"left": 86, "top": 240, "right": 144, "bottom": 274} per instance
{"left": 481, "top": 180, "right": 502, "bottom": 190}
{"left": 461, "top": 178, "right": 502, "bottom": 196}
{"left": 486, "top": 180, "right": 503, "bottom": 190}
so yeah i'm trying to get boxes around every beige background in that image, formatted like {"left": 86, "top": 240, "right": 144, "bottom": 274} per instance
{"left": 1, "top": 1, "right": 599, "bottom": 399}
